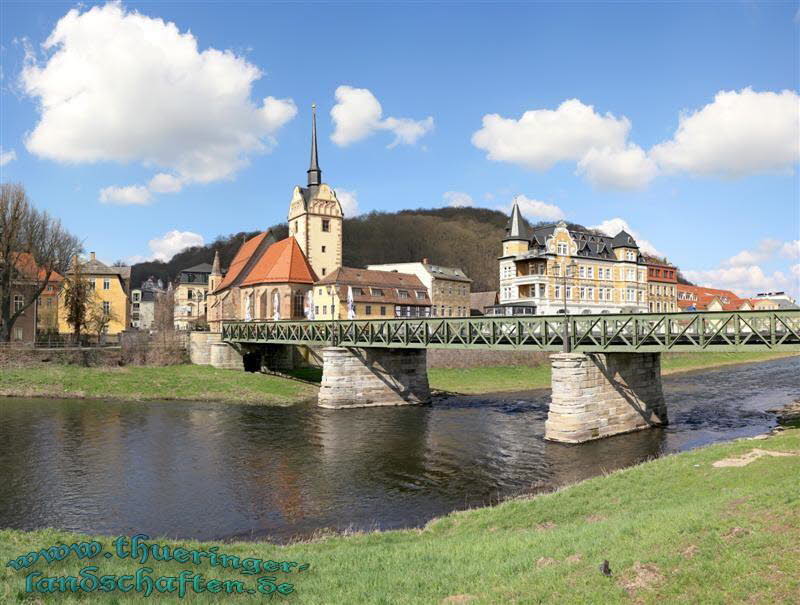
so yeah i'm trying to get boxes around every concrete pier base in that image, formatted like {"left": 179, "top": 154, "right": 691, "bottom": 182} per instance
{"left": 318, "top": 347, "right": 431, "bottom": 408}
{"left": 545, "top": 352, "right": 668, "bottom": 443}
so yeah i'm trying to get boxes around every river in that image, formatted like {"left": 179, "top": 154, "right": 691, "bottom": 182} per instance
{"left": 0, "top": 357, "right": 797, "bottom": 543}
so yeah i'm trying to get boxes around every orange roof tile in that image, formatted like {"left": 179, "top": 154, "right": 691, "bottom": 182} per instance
{"left": 214, "top": 231, "right": 271, "bottom": 292}
{"left": 240, "top": 237, "right": 317, "bottom": 286}
{"left": 13, "top": 252, "right": 64, "bottom": 283}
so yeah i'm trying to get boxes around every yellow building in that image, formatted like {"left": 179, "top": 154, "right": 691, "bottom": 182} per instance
{"left": 494, "top": 201, "right": 647, "bottom": 316}
{"left": 58, "top": 252, "right": 131, "bottom": 336}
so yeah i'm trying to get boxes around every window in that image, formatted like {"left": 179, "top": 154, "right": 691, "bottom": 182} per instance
{"left": 580, "top": 287, "right": 585, "bottom": 299}
{"left": 318, "top": 288, "right": 323, "bottom": 296}
{"left": 553, "top": 264, "right": 561, "bottom": 276}
{"left": 587, "top": 287, "right": 594, "bottom": 300}
{"left": 352, "top": 287, "right": 363, "bottom": 296}
{"left": 554, "top": 285, "right": 561, "bottom": 299}
{"left": 371, "top": 288, "right": 384, "bottom": 296}
{"left": 315, "top": 305, "right": 319, "bottom": 314}
{"left": 102, "top": 301, "right": 111, "bottom": 314}
{"left": 133, "top": 292, "right": 140, "bottom": 302}
{"left": 398, "top": 289, "right": 409, "bottom": 299}
{"left": 557, "top": 242, "right": 568, "bottom": 255}
{"left": 579, "top": 266, "right": 585, "bottom": 278}
{"left": 606, "top": 268, "right": 612, "bottom": 279}
{"left": 627, "top": 268, "right": 635, "bottom": 280}
{"left": 365, "top": 305, "right": 372, "bottom": 315}
{"left": 188, "top": 290, "right": 194, "bottom": 299}
{"left": 627, "top": 288, "right": 635, "bottom": 302}
{"left": 323, "top": 305, "right": 327, "bottom": 314}
{"left": 626, "top": 250, "right": 635, "bottom": 261}
{"left": 380, "top": 306, "right": 387, "bottom": 315}
{"left": 89, "top": 280, "right": 96, "bottom": 290}
{"left": 133, "top": 303, "right": 140, "bottom": 310}
{"left": 321, "top": 268, "right": 326, "bottom": 276}
{"left": 13, "top": 294, "right": 24, "bottom": 312}
{"left": 13, "top": 327, "right": 23, "bottom": 341}
{"left": 416, "top": 291, "right": 426, "bottom": 299}
{"left": 321, "top": 245, "right": 326, "bottom": 253}
{"left": 587, "top": 266, "right": 593, "bottom": 279}
{"left": 293, "top": 291, "right": 304, "bottom": 317}
{"left": 103, "top": 278, "right": 110, "bottom": 290}
{"left": 321, "top": 218, "right": 330, "bottom": 232}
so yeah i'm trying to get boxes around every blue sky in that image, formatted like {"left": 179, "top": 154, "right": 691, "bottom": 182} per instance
{"left": 1, "top": 1, "right": 798, "bottom": 296}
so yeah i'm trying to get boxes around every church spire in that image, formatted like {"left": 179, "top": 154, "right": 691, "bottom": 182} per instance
{"left": 505, "top": 196, "right": 529, "bottom": 241}
{"left": 211, "top": 250, "right": 221, "bottom": 276}
{"left": 307, "top": 104, "right": 321, "bottom": 188}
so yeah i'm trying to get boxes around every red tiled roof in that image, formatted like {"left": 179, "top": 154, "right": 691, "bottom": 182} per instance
{"left": 677, "top": 284, "right": 743, "bottom": 311}
{"left": 214, "top": 232, "right": 271, "bottom": 292}
{"left": 13, "top": 252, "right": 64, "bottom": 284}
{"left": 240, "top": 237, "right": 317, "bottom": 286}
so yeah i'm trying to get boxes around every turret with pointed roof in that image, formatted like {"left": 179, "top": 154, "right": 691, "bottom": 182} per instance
{"left": 307, "top": 104, "right": 322, "bottom": 189}
{"left": 504, "top": 197, "right": 530, "bottom": 242}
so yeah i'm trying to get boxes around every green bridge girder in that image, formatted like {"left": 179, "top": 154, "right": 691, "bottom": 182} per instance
{"left": 221, "top": 310, "right": 800, "bottom": 353}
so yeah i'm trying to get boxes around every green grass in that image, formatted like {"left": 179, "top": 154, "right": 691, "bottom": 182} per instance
{"left": 2, "top": 428, "right": 798, "bottom": 604}
{"left": 428, "top": 351, "right": 797, "bottom": 394}
{"left": 0, "top": 365, "right": 316, "bottom": 405}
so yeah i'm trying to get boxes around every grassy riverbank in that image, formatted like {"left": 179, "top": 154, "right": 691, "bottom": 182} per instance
{"left": 429, "top": 351, "right": 798, "bottom": 394}
{"left": 2, "top": 428, "right": 798, "bottom": 603}
{"left": 0, "top": 365, "right": 316, "bottom": 405}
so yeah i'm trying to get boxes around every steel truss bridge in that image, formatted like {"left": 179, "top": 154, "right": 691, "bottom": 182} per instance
{"left": 221, "top": 310, "right": 800, "bottom": 353}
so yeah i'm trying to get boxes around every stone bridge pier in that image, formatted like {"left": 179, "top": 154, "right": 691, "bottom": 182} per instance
{"left": 545, "top": 352, "right": 668, "bottom": 443}
{"left": 318, "top": 347, "right": 430, "bottom": 409}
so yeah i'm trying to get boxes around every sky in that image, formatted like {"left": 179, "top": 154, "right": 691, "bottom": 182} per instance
{"left": 1, "top": 1, "right": 798, "bottom": 298}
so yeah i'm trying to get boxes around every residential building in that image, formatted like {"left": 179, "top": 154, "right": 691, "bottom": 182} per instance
{"left": 752, "top": 291, "right": 798, "bottom": 309}
{"left": 37, "top": 271, "right": 63, "bottom": 335}
{"left": 207, "top": 105, "right": 340, "bottom": 330}
{"left": 366, "top": 259, "right": 472, "bottom": 317}
{"left": 313, "top": 267, "right": 432, "bottom": 320}
{"left": 495, "top": 200, "right": 648, "bottom": 316}
{"left": 58, "top": 252, "right": 131, "bottom": 336}
{"left": 174, "top": 263, "right": 213, "bottom": 330}
{"left": 470, "top": 291, "right": 498, "bottom": 316}
{"left": 0, "top": 253, "right": 62, "bottom": 342}
{"left": 644, "top": 257, "right": 678, "bottom": 312}
{"left": 131, "top": 277, "right": 164, "bottom": 330}
{"left": 677, "top": 284, "right": 742, "bottom": 311}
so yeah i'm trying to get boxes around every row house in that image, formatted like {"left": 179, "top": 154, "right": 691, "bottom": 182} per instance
{"left": 494, "top": 201, "right": 648, "bottom": 316}
{"left": 644, "top": 258, "right": 678, "bottom": 312}
{"left": 174, "top": 263, "right": 213, "bottom": 330}
{"left": 366, "top": 259, "right": 471, "bottom": 317}
{"left": 677, "top": 284, "right": 798, "bottom": 312}
{"left": 314, "top": 267, "right": 432, "bottom": 320}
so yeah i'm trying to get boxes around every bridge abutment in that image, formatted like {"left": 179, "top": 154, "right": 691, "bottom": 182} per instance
{"left": 545, "top": 352, "right": 668, "bottom": 443}
{"left": 318, "top": 347, "right": 431, "bottom": 408}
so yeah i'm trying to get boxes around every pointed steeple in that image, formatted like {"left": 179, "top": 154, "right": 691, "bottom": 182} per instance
{"left": 504, "top": 197, "right": 529, "bottom": 241}
{"left": 211, "top": 250, "right": 221, "bottom": 276}
{"left": 307, "top": 104, "right": 322, "bottom": 188}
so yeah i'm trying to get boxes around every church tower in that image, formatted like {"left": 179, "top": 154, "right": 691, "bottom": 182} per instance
{"left": 287, "top": 105, "right": 343, "bottom": 279}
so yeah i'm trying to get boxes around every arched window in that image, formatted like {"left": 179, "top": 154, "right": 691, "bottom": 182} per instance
{"left": 259, "top": 290, "right": 269, "bottom": 319}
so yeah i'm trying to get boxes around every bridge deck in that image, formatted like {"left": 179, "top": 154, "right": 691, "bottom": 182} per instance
{"left": 222, "top": 310, "right": 800, "bottom": 352}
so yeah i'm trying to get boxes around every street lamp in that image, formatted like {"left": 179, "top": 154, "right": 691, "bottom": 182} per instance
{"left": 552, "top": 259, "right": 577, "bottom": 353}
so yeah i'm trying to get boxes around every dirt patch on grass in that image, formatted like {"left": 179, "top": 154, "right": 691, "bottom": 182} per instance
{"left": 681, "top": 544, "right": 699, "bottom": 559}
{"left": 535, "top": 521, "right": 556, "bottom": 531}
{"left": 536, "top": 557, "right": 557, "bottom": 568}
{"left": 712, "top": 448, "right": 798, "bottom": 467}
{"left": 441, "top": 595, "right": 477, "bottom": 604}
{"left": 619, "top": 562, "right": 665, "bottom": 597}
{"left": 722, "top": 527, "right": 751, "bottom": 541}
{"left": 585, "top": 514, "right": 607, "bottom": 523}
{"left": 566, "top": 554, "right": 583, "bottom": 563}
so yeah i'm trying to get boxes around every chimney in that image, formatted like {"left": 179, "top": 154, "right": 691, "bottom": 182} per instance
{"left": 90, "top": 252, "right": 96, "bottom": 261}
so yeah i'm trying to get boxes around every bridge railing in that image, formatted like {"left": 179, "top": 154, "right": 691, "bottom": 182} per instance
{"left": 222, "top": 310, "right": 800, "bottom": 352}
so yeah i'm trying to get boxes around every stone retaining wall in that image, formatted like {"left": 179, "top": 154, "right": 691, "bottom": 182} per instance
{"left": 545, "top": 352, "right": 668, "bottom": 443}
{"left": 318, "top": 347, "right": 430, "bottom": 408}
{"left": 188, "top": 332, "right": 222, "bottom": 365}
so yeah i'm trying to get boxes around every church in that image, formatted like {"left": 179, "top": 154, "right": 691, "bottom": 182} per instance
{"left": 206, "top": 106, "right": 344, "bottom": 331}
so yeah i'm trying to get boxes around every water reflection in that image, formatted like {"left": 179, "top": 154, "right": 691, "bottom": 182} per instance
{"left": 0, "top": 357, "right": 797, "bottom": 542}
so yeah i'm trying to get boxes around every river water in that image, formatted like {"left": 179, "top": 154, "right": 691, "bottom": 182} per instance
{"left": 0, "top": 357, "right": 797, "bottom": 543}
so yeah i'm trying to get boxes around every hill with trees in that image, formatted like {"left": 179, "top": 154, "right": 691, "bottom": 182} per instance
{"left": 130, "top": 207, "right": 679, "bottom": 292}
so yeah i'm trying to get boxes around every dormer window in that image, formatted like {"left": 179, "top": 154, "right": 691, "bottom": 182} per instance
{"left": 626, "top": 250, "right": 635, "bottom": 261}
{"left": 557, "top": 243, "right": 568, "bottom": 256}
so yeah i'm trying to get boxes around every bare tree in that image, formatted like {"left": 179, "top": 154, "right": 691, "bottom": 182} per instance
{"left": 61, "top": 258, "right": 92, "bottom": 343}
{"left": 0, "top": 183, "right": 82, "bottom": 341}
{"left": 153, "top": 283, "right": 175, "bottom": 334}
{"left": 86, "top": 297, "right": 119, "bottom": 342}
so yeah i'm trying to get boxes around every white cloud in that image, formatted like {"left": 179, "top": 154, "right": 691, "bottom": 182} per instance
{"left": 330, "top": 85, "right": 433, "bottom": 148}
{"left": 576, "top": 144, "right": 658, "bottom": 190}
{"left": 335, "top": 188, "right": 360, "bottom": 217}
{"left": 147, "top": 230, "right": 204, "bottom": 262}
{"left": 791, "top": 263, "right": 800, "bottom": 278}
{"left": 781, "top": 240, "right": 800, "bottom": 259}
{"left": 99, "top": 185, "right": 152, "bottom": 205}
{"left": 471, "top": 99, "right": 631, "bottom": 172}
{"left": 20, "top": 3, "right": 296, "bottom": 193}
{"left": 148, "top": 173, "right": 184, "bottom": 194}
{"left": 502, "top": 195, "right": 565, "bottom": 221}
{"left": 650, "top": 88, "right": 800, "bottom": 177}
{"left": 590, "top": 218, "right": 663, "bottom": 257}
{"left": 0, "top": 148, "right": 16, "bottom": 166}
{"left": 683, "top": 265, "right": 790, "bottom": 298}
{"left": 443, "top": 191, "right": 474, "bottom": 207}
{"left": 723, "top": 238, "right": 781, "bottom": 267}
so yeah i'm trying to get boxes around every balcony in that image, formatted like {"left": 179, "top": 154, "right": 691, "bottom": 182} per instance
{"left": 512, "top": 273, "right": 548, "bottom": 286}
